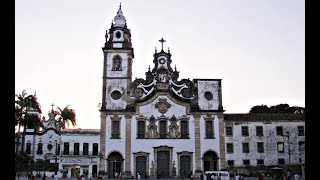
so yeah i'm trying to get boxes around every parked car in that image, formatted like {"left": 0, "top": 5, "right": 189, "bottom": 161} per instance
{"left": 204, "top": 171, "right": 230, "bottom": 180}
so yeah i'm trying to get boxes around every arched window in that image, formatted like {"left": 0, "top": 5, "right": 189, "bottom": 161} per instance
{"left": 112, "top": 55, "right": 122, "bottom": 71}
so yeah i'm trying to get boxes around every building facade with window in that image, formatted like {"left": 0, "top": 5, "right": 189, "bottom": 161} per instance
{"left": 20, "top": 108, "right": 100, "bottom": 178}
{"left": 59, "top": 129, "right": 100, "bottom": 178}
{"left": 224, "top": 113, "right": 305, "bottom": 174}
{"left": 99, "top": 5, "right": 225, "bottom": 179}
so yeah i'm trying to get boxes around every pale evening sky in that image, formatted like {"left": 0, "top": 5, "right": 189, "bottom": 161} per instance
{"left": 15, "top": 0, "right": 305, "bottom": 129}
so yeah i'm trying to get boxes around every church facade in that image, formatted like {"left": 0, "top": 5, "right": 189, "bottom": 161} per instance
{"left": 99, "top": 5, "right": 225, "bottom": 179}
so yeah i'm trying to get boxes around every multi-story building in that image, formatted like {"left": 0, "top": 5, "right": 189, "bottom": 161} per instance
{"left": 224, "top": 113, "right": 305, "bottom": 175}
{"left": 59, "top": 129, "right": 100, "bottom": 178}
{"left": 18, "top": 107, "right": 100, "bottom": 178}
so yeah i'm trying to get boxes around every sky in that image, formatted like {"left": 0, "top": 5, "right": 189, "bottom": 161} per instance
{"left": 15, "top": 0, "right": 305, "bottom": 129}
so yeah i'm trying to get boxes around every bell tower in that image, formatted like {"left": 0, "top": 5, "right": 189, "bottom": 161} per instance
{"left": 101, "top": 4, "right": 134, "bottom": 110}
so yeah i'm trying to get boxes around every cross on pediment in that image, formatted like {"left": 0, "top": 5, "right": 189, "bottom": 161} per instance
{"left": 159, "top": 37, "right": 166, "bottom": 51}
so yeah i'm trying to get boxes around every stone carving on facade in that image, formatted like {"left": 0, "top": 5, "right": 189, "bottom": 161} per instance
{"left": 168, "top": 116, "right": 180, "bottom": 138}
{"left": 146, "top": 115, "right": 158, "bottom": 138}
{"left": 169, "top": 78, "right": 194, "bottom": 99}
{"left": 130, "top": 78, "right": 156, "bottom": 100}
{"left": 150, "top": 160, "right": 155, "bottom": 177}
{"left": 154, "top": 98, "right": 171, "bottom": 114}
{"left": 110, "top": 114, "right": 122, "bottom": 121}
{"left": 172, "top": 161, "right": 177, "bottom": 177}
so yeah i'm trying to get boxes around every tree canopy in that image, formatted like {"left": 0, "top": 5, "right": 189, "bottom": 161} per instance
{"left": 249, "top": 103, "right": 305, "bottom": 113}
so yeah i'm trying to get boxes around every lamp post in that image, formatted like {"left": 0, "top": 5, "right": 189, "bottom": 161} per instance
{"left": 55, "top": 140, "right": 58, "bottom": 175}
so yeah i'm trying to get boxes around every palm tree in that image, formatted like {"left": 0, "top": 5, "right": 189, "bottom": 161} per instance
{"left": 15, "top": 90, "right": 42, "bottom": 152}
{"left": 54, "top": 105, "right": 76, "bottom": 132}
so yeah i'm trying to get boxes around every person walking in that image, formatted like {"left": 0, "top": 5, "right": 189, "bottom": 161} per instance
{"left": 293, "top": 173, "right": 299, "bottom": 180}
{"left": 137, "top": 173, "right": 141, "bottom": 180}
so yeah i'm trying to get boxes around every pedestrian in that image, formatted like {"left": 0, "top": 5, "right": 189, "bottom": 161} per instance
{"left": 42, "top": 172, "right": 46, "bottom": 180}
{"left": 54, "top": 174, "right": 58, "bottom": 180}
{"left": 293, "top": 173, "right": 299, "bottom": 180}
{"left": 137, "top": 173, "right": 141, "bottom": 180}
{"left": 27, "top": 171, "right": 32, "bottom": 180}
{"left": 235, "top": 173, "right": 241, "bottom": 180}
{"left": 17, "top": 173, "right": 20, "bottom": 180}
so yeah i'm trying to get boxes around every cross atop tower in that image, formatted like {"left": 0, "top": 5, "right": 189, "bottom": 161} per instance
{"left": 51, "top": 103, "right": 55, "bottom": 112}
{"left": 159, "top": 37, "right": 166, "bottom": 51}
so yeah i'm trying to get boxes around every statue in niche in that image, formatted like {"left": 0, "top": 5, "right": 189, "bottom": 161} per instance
{"left": 159, "top": 73, "right": 166, "bottom": 82}
{"left": 148, "top": 127, "right": 158, "bottom": 138}
{"left": 172, "top": 161, "right": 176, "bottom": 177}
{"left": 169, "top": 127, "right": 179, "bottom": 138}
{"left": 150, "top": 161, "right": 155, "bottom": 177}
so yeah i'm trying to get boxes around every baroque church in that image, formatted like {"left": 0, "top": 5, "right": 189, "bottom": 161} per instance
{"left": 99, "top": 5, "right": 225, "bottom": 179}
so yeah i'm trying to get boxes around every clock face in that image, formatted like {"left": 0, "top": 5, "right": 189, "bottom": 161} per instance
{"left": 159, "top": 58, "right": 166, "bottom": 64}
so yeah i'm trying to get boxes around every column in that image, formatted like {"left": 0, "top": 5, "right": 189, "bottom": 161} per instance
{"left": 99, "top": 112, "right": 107, "bottom": 173}
{"left": 123, "top": 113, "right": 133, "bottom": 178}
{"left": 218, "top": 114, "right": 226, "bottom": 169}
{"left": 194, "top": 114, "right": 202, "bottom": 178}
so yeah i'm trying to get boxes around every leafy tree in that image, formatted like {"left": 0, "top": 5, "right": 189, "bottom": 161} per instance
{"left": 249, "top": 104, "right": 305, "bottom": 113}
{"left": 249, "top": 104, "right": 270, "bottom": 113}
{"left": 15, "top": 90, "right": 42, "bottom": 152}
{"left": 53, "top": 105, "right": 77, "bottom": 132}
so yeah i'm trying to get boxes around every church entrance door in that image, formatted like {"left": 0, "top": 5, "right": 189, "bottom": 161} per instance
{"left": 157, "top": 151, "right": 170, "bottom": 178}
{"left": 180, "top": 155, "right": 191, "bottom": 178}
{"left": 136, "top": 156, "right": 147, "bottom": 178}
{"left": 203, "top": 151, "right": 218, "bottom": 172}
{"left": 108, "top": 152, "right": 123, "bottom": 178}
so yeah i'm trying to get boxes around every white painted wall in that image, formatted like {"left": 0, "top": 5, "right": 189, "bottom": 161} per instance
{"left": 225, "top": 121, "right": 305, "bottom": 166}
{"left": 197, "top": 80, "right": 220, "bottom": 110}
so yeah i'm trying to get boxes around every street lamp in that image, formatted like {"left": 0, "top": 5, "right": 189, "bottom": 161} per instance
{"left": 55, "top": 140, "right": 58, "bottom": 175}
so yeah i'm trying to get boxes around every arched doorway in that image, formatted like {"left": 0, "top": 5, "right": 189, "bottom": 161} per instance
{"left": 107, "top": 152, "right": 123, "bottom": 178}
{"left": 203, "top": 151, "right": 218, "bottom": 172}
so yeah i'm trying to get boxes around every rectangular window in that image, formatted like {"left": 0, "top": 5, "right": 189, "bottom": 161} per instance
{"left": 242, "top": 126, "right": 249, "bottom": 136}
{"left": 257, "top": 159, "right": 264, "bottom": 165}
{"left": 276, "top": 126, "right": 283, "bottom": 136}
{"left": 74, "top": 143, "right": 79, "bottom": 155}
{"left": 257, "top": 142, "right": 264, "bottom": 153}
{"left": 298, "top": 126, "right": 305, "bottom": 136}
{"left": 277, "top": 142, "right": 284, "bottom": 153}
{"left": 227, "top": 160, "right": 234, "bottom": 166}
{"left": 181, "top": 121, "right": 189, "bottom": 139}
{"left": 242, "top": 143, "right": 250, "bottom": 153}
{"left": 137, "top": 121, "right": 146, "bottom": 139}
{"left": 111, "top": 121, "right": 120, "bottom": 139}
{"left": 159, "top": 121, "right": 167, "bottom": 139}
{"left": 63, "top": 142, "right": 69, "bottom": 155}
{"left": 206, "top": 121, "right": 214, "bottom": 138}
{"left": 243, "top": 160, "right": 250, "bottom": 166}
{"left": 298, "top": 141, "right": 305, "bottom": 152}
{"left": 92, "top": 143, "right": 98, "bottom": 156}
{"left": 83, "top": 143, "right": 89, "bottom": 155}
{"left": 226, "top": 143, "right": 234, "bottom": 154}
{"left": 256, "top": 126, "right": 263, "bottom": 136}
{"left": 226, "top": 127, "right": 233, "bottom": 136}
{"left": 278, "top": 158, "right": 285, "bottom": 165}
